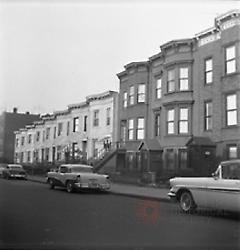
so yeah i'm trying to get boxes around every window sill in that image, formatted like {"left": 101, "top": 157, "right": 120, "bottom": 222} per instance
{"left": 222, "top": 125, "right": 239, "bottom": 130}
{"left": 221, "top": 71, "right": 240, "bottom": 80}
{"left": 164, "top": 134, "right": 192, "bottom": 138}
{"left": 164, "top": 90, "right": 193, "bottom": 96}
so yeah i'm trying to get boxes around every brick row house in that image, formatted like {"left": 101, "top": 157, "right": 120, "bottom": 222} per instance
{"left": 116, "top": 10, "right": 240, "bottom": 180}
{"left": 14, "top": 91, "right": 118, "bottom": 165}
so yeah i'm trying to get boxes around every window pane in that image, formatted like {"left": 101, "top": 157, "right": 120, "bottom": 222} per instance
{"left": 168, "top": 109, "right": 174, "bottom": 121}
{"left": 206, "top": 72, "right": 212, "bottom": 84}
{"left": 205, "top": 59, "right": 212, "bottom": 71}
{"left": 180, "top": 108, "right": 188, "bottom": 120}
{"left": 138, "top": 118, "right": 144, "bottom": 128}
{"left": 227, "top": 94, "right": 236, "bottom": 110}
{"left": 227, "top": 60, "right": 236, "bottom": 74}
{"left": 180, "top": 79, "right": 189, "bottom": 90}
{"left": 129, "top": 130, "right": 134, "bottom": 140}
{"left": 168, "top": 70, "right": 174, "bottom": 80}
{"left": 206, "top": 102, "right": 213, "bottom": 116}
{"left": 157, "top": 79, "right": 162, "bottom": 89}
{"left": 130, "top": 86, "right": 134, "bottom": 94}
{"left": 129, "top": 119, "right": 134, "bottom": 129}
{"left": 168, "top": 123, "right": 174, "bottom": 134}
{"left": 229, "top": 146, "right": 237, "bottom": 159}
{"left": 179, "top": 121, "right": 188, "bottom": 133}
{"left": 138, "top": 84, "right": 145, "bottom": 93}
{"left": 137, "top": 130, "right": 144, "bottom": 140}
{"left": 180, "top": 68, "right": 188, "bottom": 78}
{"left": 227, "top": 111, "right": 237, "bottom": 126}
{"left": 226, "top": 46, "right": 235, "bottom": 60}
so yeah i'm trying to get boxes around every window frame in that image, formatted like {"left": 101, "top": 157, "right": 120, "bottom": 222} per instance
{"left": 179, "top": 67, "right": 189, "bottom": 91}
{"left": 225, "top": 44, "right": 236, "bottom": 75}
{"left": 204, "top": 101, "right": 213, "bottom": 131}
{"left": 204, "top": 57, "right": 213, "bottom": 85}
{"left": 226, "top": 93, "right": 237, "bottom": 127}
{"left": 128, "top": 119, "right": 134, "bottom": 140}
{"left": 73, "top": 117, "right": 79, "bottom": 132}
{"left": 136, "top": 117, "right": 144, "bottom": 140}
{"left": 154, "top": 113, "right": 161, "bottom": 137}
{"left": 167, "top": 109, "right": 175, "bottom": 135}
{"left": 129, "top": 85, "right": 135, "bottom": 105}
{"left": 137, "top": 84, "right": 146, "bottom": 103}
{"left": 123, "top": 91, "right": 128, "bottom": 108}
{"left": 93, "top": 110, "right": 99, "bottom": 127}
{"left": 167, "top": 69, "right": 175, "bottom": 93}
{"left": 156, "top": 78, "right": 162, "bottom": 99}
{"left": 178, "top": 107, "right": 189, "bottom": 134}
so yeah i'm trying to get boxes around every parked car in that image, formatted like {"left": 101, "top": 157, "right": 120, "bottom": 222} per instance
{"left": 47, "top": 164, "right": 111, "bottom": 193}
{"left": 168, "top": 160, "right": 240, "bottom": 213}
{"left": 0, "top": 163, "right": 7, "bottom": 177}
{"left": 2, "top": 164, "right": 27, "bottom": 180}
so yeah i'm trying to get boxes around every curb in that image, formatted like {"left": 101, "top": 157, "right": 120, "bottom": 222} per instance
{"left": 27, "top": 177, "right": 170, "bottom": 203}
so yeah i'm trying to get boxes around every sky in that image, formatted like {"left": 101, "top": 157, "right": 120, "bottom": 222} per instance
{"left": 0, "top": 0, "right": 239, "bottom": 115}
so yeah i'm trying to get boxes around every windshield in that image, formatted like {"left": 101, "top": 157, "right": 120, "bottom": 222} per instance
{"left": 9, "top": 166, "right": 23, "bottom": 170}
{"left": 222, "top": 163, "right": 240, "bottom": 180}
{"left": 70, "top": 167, "right": 93, "bottom": 173}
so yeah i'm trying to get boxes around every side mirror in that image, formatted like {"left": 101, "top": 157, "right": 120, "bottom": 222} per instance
{"left": 212, "top": 172, "right": 219, "bottom": 180}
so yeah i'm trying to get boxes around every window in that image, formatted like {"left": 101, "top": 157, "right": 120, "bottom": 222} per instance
{"left": 204, "top": 101, "right": 213, "bottom": 130}
{"left": 53, "top": 127, "right": 56, "bottom": 139}
{"left": 36, "top": 131, "right": 40, "bottom": 142}
{"left": 21, "top": 137, "right": 25, "bottom": 146}
{"left": 57, "top": 123, "right": 63, "bottom": 136}
{"left": 93, "top": 110, "right": 99, "bottom": 126}
{"left": 28, "top": 134, "right": 32, "bottom": 144}
{"left": 106, "top": 108, "right": 111, "bottom": 126}
{"left": 72, "top": 143, "right": 78, "bottom": 159}
{"left": 45, "top": 148, "right": 49, "bottom": 162}
{"left": 167, "top": 109, "right": 175, "bottom": 134}
{"left": 227, "top": 145, "right": 237, "bottom": 159}
{"left": 123, "top": 92, "right": 128, "bottom": 108}
{"left": 20, "top": 152, "right": 24, "bottom": 163}
{"left": 179, "top": 67, "right": 189, "bottom": 91}
{"left": 92, "top": 139, "right": 98, "bottom": 158}
{"left": 42, "top": 131, "right": 45, "bottom": 142}
{"left": 179, "top": 108, "right": 189, "bottom": 134}
{"left": 120, "top": 120, "right": 127, "bottom": 142}
{"left": 137, "top": 118, "right": 144, "bottom": 140}
{"left": 225, "top": 45, "right": 236, "bottom": 74}
{"left": 167, "top": 69, "right": 175, "bottom": 92}
{"left": 155, "top": 113, "right": 161, "bottom": 137}
{"left": 84, "top": 116, "right": 87, "bottom": 132}
{"left": 166, "top": 149, "right": 174, "bottom": 170}
{"left": 205, "top": 58, "right": 213, "bottom": 84}
{"left": 46, "top": 127, "right": 50, "bottom": 140}
{"left": 226, "top": 94, "right": 237, "bottom": 126}
{"left": 34, "top": 150, "right": 39, "bottom": 162}
{"left": 128, "top": 119, "right": 134, "bottom": 140}
{"left": 156, "top": 78, "right": 162, "bottom": 99}
{"left": 27, "top": 151, "right": 31, "bottom": 162}
{"left": 15, "top": 138, "right": 19, "bottom": 148}
{"left": 179, "top": 149, "right": 188, "bottom": 169}
{"left": 129, "top": 86, "right": 134, "bottom": 105}
{"left": 137, "top": 84, "right": 145, "bottom": 103}
{"left": 57, "top": 146, "right": 62, "bottom": 161}
{"left": 67, "top": 121, "right": 70, "bottom": 135}
{"left": 73, "top": 117, "right": 79, "bottom": 132}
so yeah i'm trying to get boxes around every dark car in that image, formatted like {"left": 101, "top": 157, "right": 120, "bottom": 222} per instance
{"left": 2, "top": 164, "right": 27, "bottom": 180}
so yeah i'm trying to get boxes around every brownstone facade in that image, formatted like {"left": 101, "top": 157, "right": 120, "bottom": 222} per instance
{"left": 116, "top": 10, "right": 240, "bottom": 180}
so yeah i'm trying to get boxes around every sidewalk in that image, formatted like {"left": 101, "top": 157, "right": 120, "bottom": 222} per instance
{"left": 27, "top": 175, "right": 170, "bottom": 202}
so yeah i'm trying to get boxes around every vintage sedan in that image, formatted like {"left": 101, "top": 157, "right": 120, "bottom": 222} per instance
{"left": 168, "top": 160, "right": 240, "bottom": 213}
{"left": 47, "top": 164, "right": 111, "bottom": 193}
{"left": 0, "top": 163, "right": 7, "bottom": 177}
{"left": 2, "top": 164, "right": 27, "bottom": 180}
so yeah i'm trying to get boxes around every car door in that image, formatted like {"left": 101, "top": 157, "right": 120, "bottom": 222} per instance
{"left": 58, "top": 166, "right": 68, "bottom": 185}
{"left": 204, "top": 163, "right": 240, "bottom": 212}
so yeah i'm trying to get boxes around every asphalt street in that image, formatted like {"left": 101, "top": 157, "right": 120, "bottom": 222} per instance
{"left": 0, "top": 179, "right": 239, "bottom": 250}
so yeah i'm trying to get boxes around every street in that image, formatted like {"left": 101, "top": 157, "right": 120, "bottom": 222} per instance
{"left": 0, "top": 179, "right": 239, "bottom": 250}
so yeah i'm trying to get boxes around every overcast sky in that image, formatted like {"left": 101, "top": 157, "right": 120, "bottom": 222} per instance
{"left": 0, "top": 0, "right": 238, "bottom": 114}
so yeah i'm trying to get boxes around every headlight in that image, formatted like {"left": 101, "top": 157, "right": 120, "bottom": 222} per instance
{"left": 76, "top": 175, "right": 81, "bottom": 182}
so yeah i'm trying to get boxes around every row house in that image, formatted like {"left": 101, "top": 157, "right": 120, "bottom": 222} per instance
{"left": 116, "top": 10, "right": 240, "bottom": 180}
{"left": 14, "top": 91, "right": 118, "bottom": 165}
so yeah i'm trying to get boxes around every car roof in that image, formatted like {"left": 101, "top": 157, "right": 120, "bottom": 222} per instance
{"left": 60, "top": 164, "right": 93, "bottom": 169}
{"left": 221, "top": 159, "right": 240, "bottom": 165}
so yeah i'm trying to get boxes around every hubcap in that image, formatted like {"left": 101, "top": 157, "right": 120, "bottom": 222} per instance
{"left": 181, "top": 193, "right": 191, "bottom": 211}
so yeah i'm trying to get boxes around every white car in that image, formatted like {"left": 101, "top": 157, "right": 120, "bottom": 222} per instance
{"left": 47, "top": 164, "right": 111, "bottom": 193}
{"left": 168, "top": 160, "right": 240, "bottom": 213}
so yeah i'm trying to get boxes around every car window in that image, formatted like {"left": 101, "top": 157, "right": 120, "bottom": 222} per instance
{"left": 222, "top": 163, "right": 240, "bottom": 180}
{"left": 60, "top": 167, "right": 68, "bottom": 173}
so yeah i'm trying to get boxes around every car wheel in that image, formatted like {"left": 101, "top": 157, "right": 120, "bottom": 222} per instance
{"left": 66, "top": 181, "right": 74, "bottom": 193}
{"left": 48, "top": 179, "right": 55, "bottom": 189}
{"left": 179, "top": 191, "right": 196, "bottom": 213}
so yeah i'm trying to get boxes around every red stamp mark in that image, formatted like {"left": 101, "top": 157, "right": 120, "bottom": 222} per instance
{"left": 136, "top": 200, "right": 160, "bottom": 224}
